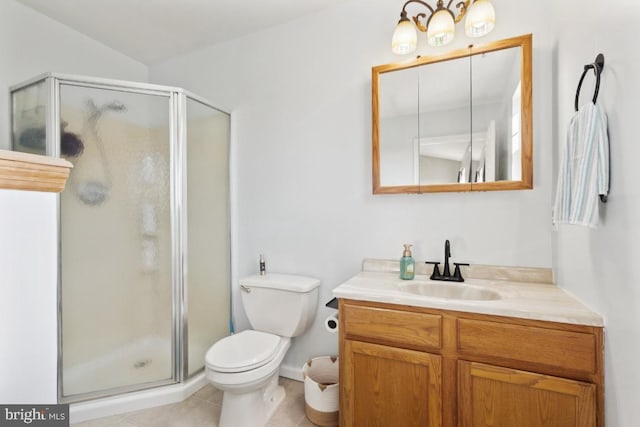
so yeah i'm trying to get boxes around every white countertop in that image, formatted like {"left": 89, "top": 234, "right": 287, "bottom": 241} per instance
{"left": 332, "top": 271, "right": 604, "bottom": 327}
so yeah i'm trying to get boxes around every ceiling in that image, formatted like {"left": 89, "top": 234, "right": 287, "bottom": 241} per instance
{"left": 16, "top": 0, "right": 350, "bottom": 65}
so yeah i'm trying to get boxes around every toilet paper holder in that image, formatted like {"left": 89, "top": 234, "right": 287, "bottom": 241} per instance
{"left": 325, "top": 297, "right": 338, "bottom": 310}
{"left": 325, "top": 315, "right": 338, "bottom": 331}
{"left": 324, "top": 298, "right": 339, "bottom": 333}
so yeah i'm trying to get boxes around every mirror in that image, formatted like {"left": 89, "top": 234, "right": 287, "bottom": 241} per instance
{"left": 373, "top": 34, "right": 532, "bottom": 194}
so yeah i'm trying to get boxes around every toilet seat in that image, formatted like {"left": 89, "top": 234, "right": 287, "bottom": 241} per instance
{"left": 205, "top": 330, "right": 281, "bottom": 373}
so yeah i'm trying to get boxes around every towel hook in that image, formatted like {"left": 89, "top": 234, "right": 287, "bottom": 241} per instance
{"left": 574, "top": 53, "right": 605, "bottom": 112}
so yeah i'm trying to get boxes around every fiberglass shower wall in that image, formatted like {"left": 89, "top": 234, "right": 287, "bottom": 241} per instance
{"left": 10, "top": 74, "right": 230, "bottom": 402}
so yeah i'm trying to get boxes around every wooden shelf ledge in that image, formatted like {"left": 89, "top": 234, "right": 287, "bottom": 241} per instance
{"left": 0, "top": 149, "right": 73, "bottom": 193}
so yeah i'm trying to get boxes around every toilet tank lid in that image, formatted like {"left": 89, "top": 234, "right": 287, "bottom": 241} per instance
{"left": 240, "top": 274, "right": 320, "bottom": 293}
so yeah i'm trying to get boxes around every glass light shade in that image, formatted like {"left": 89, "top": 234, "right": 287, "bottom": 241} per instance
{"left": 465, "top": 0, "right": 496, "bottom": 38}
{"left": 427, "top": 9, "right": 455, "bottom": 47}
{"left": 392, "top": 19, "right": 417, "bottom": 54}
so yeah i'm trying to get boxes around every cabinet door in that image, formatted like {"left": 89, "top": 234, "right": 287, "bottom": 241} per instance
{"left": 459, "top": 361, "right": 596, "bottom": 427}
{"left": 341, "top": 339, "right": 441, "bottom": 427}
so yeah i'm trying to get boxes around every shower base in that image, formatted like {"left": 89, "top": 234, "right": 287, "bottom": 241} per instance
{"left": 65, "top": 335, "right": 211, "bottom": 422}
{"left": 64, "top": 336, "right": 172, "bottom": 397}
{"left": 70, "top": 371, "right": 206, "bottom": 423}
{"left": 65, "top": 336, "right": 210, "bottom": 397}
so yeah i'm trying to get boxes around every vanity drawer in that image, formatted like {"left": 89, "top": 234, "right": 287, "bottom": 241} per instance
{"left": 342, "top": 303, "right": 441, "bottom": 351}
{"left": 457, "top": 318, "right": 597, "bottom": 374}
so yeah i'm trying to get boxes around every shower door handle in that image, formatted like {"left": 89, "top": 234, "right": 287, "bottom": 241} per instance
{"left": 240, "top": 285, "right": 251, "bottom": 293}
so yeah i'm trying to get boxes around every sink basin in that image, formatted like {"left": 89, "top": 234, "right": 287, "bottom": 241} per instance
{"left": 397, "top": 281, "right": 501, "bottom": 301}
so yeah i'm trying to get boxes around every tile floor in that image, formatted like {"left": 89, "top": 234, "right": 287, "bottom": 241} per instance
{"left": 71, "top": 377, "right": 317, "bottom": 427}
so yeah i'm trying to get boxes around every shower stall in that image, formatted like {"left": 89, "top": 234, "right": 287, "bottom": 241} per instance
{"left": 10, "top": 73, "right": 230, "bottom": 403}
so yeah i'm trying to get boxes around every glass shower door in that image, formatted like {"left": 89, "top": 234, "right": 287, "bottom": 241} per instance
{"left": 185, "top": 96, "right": 230, "bottom": 376}
{"left": 59, "top": 83, "right": 174, "bottom": 398}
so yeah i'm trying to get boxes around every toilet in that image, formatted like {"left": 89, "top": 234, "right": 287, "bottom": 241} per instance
{"left": 205, "top": 273, "right": 320, "bottom": 427}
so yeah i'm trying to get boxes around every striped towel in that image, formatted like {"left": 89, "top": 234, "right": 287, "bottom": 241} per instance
{"left": 553, "top": 103, "right": 609, "bottom": 228}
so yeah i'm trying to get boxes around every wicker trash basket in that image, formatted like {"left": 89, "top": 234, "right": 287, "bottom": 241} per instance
{"left": 302, "top": 356, "right": 339, "bottom": 426}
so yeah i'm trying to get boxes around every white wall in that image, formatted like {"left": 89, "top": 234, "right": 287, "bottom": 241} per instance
{"left": 150, "top": 0, "right": 556, "bottom": 375}
{"left": 552, "top": 1, "right": 640, "bottom": 425}
{"left": 0, "top": 0, "right": 148, "bottom": 150}
{"left": 5, "top": 1, "right": 636, "bottom": 422}
{"left": 0, "top": 189, "right": 58, "bottom": 403}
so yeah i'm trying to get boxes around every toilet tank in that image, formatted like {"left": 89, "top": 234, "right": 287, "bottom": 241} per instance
{"left": 239, "top": 274, "right": 320, "bottom": 337}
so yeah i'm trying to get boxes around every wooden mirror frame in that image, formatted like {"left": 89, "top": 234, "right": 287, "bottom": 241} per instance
{"left": 372, "top": 34, "right": 532, "bottom": 194}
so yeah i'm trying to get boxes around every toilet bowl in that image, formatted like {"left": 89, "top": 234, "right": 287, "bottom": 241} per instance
{"left": 206, "top": 331, "right": 291, "bottom": 427}
{"left": 204, "top": 274, "right": 320, "bottom": 427}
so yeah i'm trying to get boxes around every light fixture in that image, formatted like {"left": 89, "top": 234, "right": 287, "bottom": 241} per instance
{"left": 465, "top": 0, "right": 495, "bottom": 37}
{"left": 391, "top": 0, "right": 495, "bottom": 54}
{"left": 427, "top": 8, "right": 455, "bottom": 47}
{"left": 391, "top": 13, "right": 418, "bottom": 54}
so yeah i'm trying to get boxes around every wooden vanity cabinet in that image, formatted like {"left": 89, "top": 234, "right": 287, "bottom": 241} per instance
{"left": 343, "top": 340, "right": 442, "bottom": 426}
{"left": 338, "top": 299, "right": 604, "bottom": 427}
{"left": 340, "top": 302, "right": 444, "bottom": 426}
{"left": 459, "top": 361, "right": 596, "bottom": 426}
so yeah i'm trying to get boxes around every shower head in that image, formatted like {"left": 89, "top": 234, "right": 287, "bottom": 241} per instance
{"left": 104, "top": 101, "right": 127, "bottom": 112}
{"left": 77, "top": 180, "right": 110, "bottom": 206}
{"left": 86, "top": 99, "right": 127, "bottom": 120}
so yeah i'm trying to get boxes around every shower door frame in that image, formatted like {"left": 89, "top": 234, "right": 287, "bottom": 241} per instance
{"left": 10, "top": 73, "right": 231, "bottom": 404}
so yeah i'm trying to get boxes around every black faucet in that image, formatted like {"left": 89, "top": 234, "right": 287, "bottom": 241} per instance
{"left": 443, "top": 240, "right": 452, "bottom": 277}
{"left": 425, "top": 240, "right": 469, "bottom": 282}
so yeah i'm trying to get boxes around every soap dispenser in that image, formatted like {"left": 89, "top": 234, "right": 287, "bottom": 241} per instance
{"left": 400, "top": 244, "right": 415, "bottom": 280}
